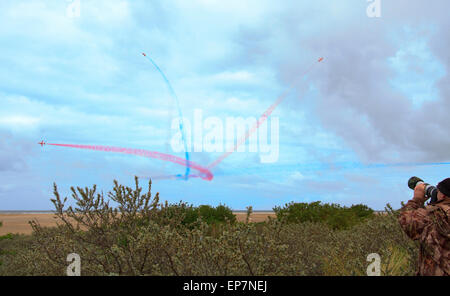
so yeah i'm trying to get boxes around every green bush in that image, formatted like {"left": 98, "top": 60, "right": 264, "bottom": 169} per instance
{"left": 198, "top": 204, "right": 236, "bottom": 225}
{"left": 151, "top": 202, "right": 235, "bottom": 228}
{"left": 0, "top": 233, "right": 14, "bottom": 241}
{"left": 322, "top": 205, "right": 418, "bottom": 275}
{"left": 273, "top": 201, "right": 374, "bottom": 230}
{"left": 0, "top": 233, "right": 33, "bottom": 269}
{"left": 349, "top": 204, "right": 374, "bottom": 219}
{"left": 159, "top": 203, "right": 236, "bottom": 228}
{"left": 0, "top": 178, "right": 418, "bottom": 276}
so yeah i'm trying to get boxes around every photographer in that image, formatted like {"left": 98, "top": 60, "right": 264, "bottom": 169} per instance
{"left": 398, "top": 178, "right": 450, "bottom": 276}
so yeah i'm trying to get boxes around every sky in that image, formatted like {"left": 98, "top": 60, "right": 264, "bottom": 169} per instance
{"left": 0, "top": 0, "right": 449, "bottom": 210}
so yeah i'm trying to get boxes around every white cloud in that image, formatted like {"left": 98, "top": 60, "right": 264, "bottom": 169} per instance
{"left": 0, "top": 116, "right": 40, "bottom": 128}
{"left": 1, "top": 1, "right": 449, "bottom": 210}
{"left": 0, "top": 93, "right": 168, "bottom": 145}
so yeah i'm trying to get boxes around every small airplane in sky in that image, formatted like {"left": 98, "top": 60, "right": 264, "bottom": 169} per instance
{"left": 142, "top": 53, "right": 146, "bottom": 57}
{"left": 318, "top": 57, "right": 324, "bottom": 62}
{"left": 38, "top": 141, "right": 46, "bottom": 147}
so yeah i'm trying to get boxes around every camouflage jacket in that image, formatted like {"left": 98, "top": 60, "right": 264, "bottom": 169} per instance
{"left": 398, "top": 197, "right": 450, "bottom": 276}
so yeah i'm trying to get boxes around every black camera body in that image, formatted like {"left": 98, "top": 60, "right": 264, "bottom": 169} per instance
{"left": 408, "top": 176, "right": 438, "bottom": 204}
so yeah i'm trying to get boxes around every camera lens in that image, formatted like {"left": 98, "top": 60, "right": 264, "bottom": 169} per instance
{"left": 408, "top": 176, "right": 423, "bottom": 190}
{"left": 426, "top": 186, "right": 438, "bottom": 203}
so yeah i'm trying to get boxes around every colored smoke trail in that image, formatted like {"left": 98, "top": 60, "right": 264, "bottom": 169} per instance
{"left": 44, "top": 53, "right": 450, "bottom": 183}
{"left": 140, "top": 57, "right": 325, "bottom": 181}
{"left": 207, "top": 92, "right": 287, "bottom": 170}
{"left": 47, "top": 143, "right": 213, "bottom": 181}
{"left": 147, "top": 160, "right": 450, "bottom": 180}
{"left": 207, "top": 57, "right": 324, "bottom": 169}
{"left": 142, "top": 53, "right": 191, "bottom": 179}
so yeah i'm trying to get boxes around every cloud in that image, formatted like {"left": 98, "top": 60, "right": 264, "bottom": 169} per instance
{"left": 0, "top": 131, "right": 34, "bottom": 172}
{"left": 235, "top": 0, "right": 450, "bottom": 163}
{"left": 0, "top": 116, "right": 40, "bottom": 129}
{"left": 0, "top": 1, "right": 448, "bottom": 210}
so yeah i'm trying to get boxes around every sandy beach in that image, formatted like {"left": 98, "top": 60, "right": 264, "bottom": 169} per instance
{"left": 0, "top": 212, "right": 276, "bottom": 235}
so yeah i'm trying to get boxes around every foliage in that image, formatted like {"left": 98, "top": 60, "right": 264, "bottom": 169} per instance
{"left": 322, "top": 204, "right": 418, "bottom": 275}
{"left": 273, "top": 201, "right": 374, "bottom": 230}
{"left": 197, "top": 204, "right": 236, "bottom": 225}
{"left": 146, "top": 201, "right": 235, "bottom": 228}
{"left": 0, "top": 233, "right": 14, "bottom": 241}
{"left": 0, "top": 178, "right": 418, "bottom": 276}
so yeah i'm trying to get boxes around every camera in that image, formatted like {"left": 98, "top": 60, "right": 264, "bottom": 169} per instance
{"left": 408, "top": 176, "right": 438, "bottom": 204}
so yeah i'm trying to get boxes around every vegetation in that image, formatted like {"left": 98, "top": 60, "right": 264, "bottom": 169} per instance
{"left": 0, "top": 177, "right": 418, "bottom": 276}
{"left": 273, "top": 201, "right": 374, "bottom": 230}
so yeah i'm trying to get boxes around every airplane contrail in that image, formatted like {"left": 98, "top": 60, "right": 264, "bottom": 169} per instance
{"left": 207, "top": 57, "right": 325, "bottom": 169}
{"left": 46, "top": 143, "right": 213, "bottom": 181}
{"left": 139, "top": 57, "right": 326, "bottom": 180}
{"left": 147, "top": 160, "right": 450, "bottom": 180}
{"left": 41, "top": 54, "right": 450, "bottom": 183}
{"left": 142, "top": 52, "right": 191, "bottom": 179}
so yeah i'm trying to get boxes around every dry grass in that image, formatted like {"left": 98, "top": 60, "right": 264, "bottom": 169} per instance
{"left": 0, "top": 212, "right": 277, "bottom": 235}
{"left": 0, "top": 214, "right": 58, "bottom": 235}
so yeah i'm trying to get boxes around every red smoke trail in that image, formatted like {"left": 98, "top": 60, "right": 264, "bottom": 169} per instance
{"left": 47, "top": 57, "right": 323, "bottom": 182}
{"left": 47, "top": 143, "right": 214, "bottom": 181}
{"left": 207, "top": 93, "right": 287, "bottom": 169}
{"left": 207, "top": 57, "right": 324, "bottom": 169}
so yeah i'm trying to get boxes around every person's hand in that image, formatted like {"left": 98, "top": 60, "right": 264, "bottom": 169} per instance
{"left": 413, "top": 183, "right": 428, "bottom": 202}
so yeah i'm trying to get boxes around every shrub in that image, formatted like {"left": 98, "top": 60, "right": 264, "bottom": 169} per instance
{"left": 349, "top": 204, "right": 374, "bottom": 219}
{"left": 0, "top": 233, "right": 14, "bottom": 241}
{"left": 3, "top": 177, "right": 240, "bottom": 275}
{"left": 198, "top": 204, "right": 236, "bottom": 225}
{"left": 153, "top": 202, "right": 236, "bottom": 228}
{"left": 0, "top": 233, "right": 34, "bottom": 271}
{"left": 0, "top": 178, "right": 418, "bottom": 276}
{"left": 273, "top": 201, "right": 374, "bottom": 230}
{"left": 322, "top": 204, "right": 418, "bottom": 275}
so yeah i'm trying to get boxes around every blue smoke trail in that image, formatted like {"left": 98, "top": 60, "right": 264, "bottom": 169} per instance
{"left": 166, "top": 161, "right": 450, "bottom": 179}
{"left": 141, "top": 161, "right": 450, "bottom": 181}
{"left": 143, "top": 53, "right": 190, "bottom": 180}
